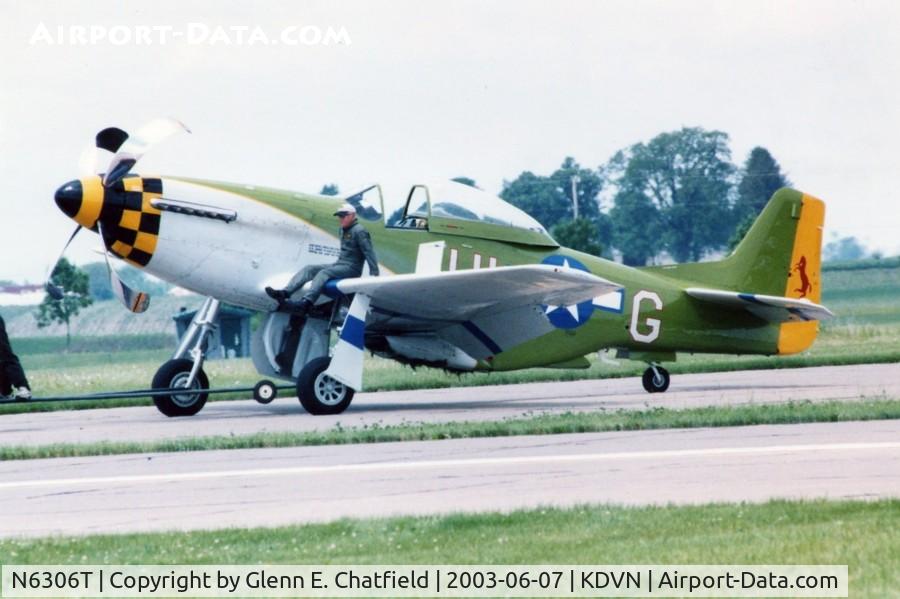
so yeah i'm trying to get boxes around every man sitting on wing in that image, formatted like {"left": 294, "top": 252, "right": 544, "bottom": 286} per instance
{"left": 266, "top": 203, "right": 380, "bottom": 315}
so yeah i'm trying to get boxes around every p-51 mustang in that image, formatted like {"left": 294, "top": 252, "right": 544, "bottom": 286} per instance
{"left": 51, "top": 119, "right": 832, "bottom": 417}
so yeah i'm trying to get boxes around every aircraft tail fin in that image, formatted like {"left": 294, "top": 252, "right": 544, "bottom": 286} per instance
{"left": 726, "top": 188, "right": 825, "bottom": 299}
{"left": 646, "top": 188, "right": 826, "bottom": 353}
{"left": 734, "top": 189, "right": 826, "bottom": 354}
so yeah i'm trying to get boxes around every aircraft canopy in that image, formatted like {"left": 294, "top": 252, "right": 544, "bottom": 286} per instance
{"left": 403, "top": 180, "right": 558, "bottom": 247}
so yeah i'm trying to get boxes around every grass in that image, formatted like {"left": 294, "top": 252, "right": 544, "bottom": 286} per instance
{"left": 9, "top": 334, "right": 173, "bottom": 356}
{"left": 2, "top": 398, "right": 897, "bottom": 461}
{"left": 0, "top": 500, "right": 896, "bottom": 596}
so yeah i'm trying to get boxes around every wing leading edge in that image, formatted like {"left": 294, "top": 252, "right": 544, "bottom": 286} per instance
{"left": 333, "top": 264, "right": 621, "bottom": 322}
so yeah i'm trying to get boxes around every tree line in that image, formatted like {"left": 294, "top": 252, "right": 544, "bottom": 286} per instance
{"left": 500, "top": 127, "right": 790, "bottom": 265}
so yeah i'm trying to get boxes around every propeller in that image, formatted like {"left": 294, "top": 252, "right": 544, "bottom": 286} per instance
{"left": 78, "top": 117, "right": 190, "bottom": 187}
{"left": 48, "top": 117, "right": 189, "bottom": 312}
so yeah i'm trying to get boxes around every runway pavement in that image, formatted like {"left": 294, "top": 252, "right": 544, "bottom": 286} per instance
{"left": 0, "top": 363, "right": 897, "bottom": 447}
{"left": 1, "top": 420, "right": 897, "bottom": 537}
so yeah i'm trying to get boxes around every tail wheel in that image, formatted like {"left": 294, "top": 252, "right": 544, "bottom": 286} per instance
{"left": 253, "top": 379, "right": 278, "bottom": 404}
{"left": 152, "top": 359, "right": 209, "bottom": 417}
{"left": 642, "top": 366, "right": 670, "bottom": 393}
{"left": 297, "top": 356, "right": 354, "bottom": 415}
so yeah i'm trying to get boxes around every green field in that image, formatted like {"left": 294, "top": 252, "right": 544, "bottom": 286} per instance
{"left": 2, "top": 262, "right": 898, "bottom": 415}
{"left": 821, "top": 264, "right": 900, "bottom": 327}
{"left": 1, "top": 500, "right": 896, "bottom": 597}
{"left": 9, "top": 334, "right": 173, "bottom": 356}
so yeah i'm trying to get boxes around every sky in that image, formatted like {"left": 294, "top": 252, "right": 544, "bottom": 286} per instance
{"left": 1, "top": 0, "right": 899, "bottom": 282}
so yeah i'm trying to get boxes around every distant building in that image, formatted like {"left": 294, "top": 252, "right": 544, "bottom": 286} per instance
{"left": 173, "top": 305, "right": 254, "bottom": 359}
{"left": 0, "top": 284, "right": 44, "bottom": 306}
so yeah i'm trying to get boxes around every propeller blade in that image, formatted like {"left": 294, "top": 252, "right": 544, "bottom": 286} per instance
{"left": 78, "top": 145, "right": 104, "bottom": 177}
{"left": 45, "top": 283, "right": 64, "bottom": 301}
{"left": 77, "top": 127, "right": 128, "bottom": 177}
{"left": 101, "top": 117, "right": 190, "bottom": 187}
{"left": 96, "top": 127, "right": 129, "bottom": 153}
{"left": 131, "top": 117, "right": 191, "bottom": 151}
{"left": 44, "top": 225, "right": 82, "bottom": 300}
{"left": 106, "top": 254, "right": 151, "bottom": 314}
{"left": 97, "top": 222, "right": 151, "bottom": 313}
{"left": 103, "top": 156, "right": 137, "bottom": 186}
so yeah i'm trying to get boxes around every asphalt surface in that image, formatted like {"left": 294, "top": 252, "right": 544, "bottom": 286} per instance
{"left": 1, "top": 420, "right": 897, "bottom": 537}
{"left": 1, "top": 363, "right": 897, "bottom": 447}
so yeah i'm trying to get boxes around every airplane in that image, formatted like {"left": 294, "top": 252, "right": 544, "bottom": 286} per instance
{"left": 49, "top": 118, "right": 833, "bottom": 417}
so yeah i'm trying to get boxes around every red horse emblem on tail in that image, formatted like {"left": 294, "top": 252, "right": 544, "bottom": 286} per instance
{"left": 792, "top": 256, "right": 811, "bottom": 297}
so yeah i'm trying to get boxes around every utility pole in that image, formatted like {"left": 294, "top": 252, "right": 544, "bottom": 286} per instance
{"left": 570, "top": 175, "right": 580, "bottom": 220}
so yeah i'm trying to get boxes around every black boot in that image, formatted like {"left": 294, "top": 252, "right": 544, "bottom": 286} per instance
{"left": 282, "top": 298, "right": 313, "bottom": 315}
{"left": 265, "top": 286, "right": 288, "bottom": 301}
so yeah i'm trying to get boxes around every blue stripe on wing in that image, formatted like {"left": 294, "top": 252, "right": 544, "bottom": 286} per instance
{"left": 367, "top": 305, "right": 502, "bottom": 356}
{"left": 787, "top": 307, "right": 813, "bottom": 322}
{"left": 738, "top": 293, "right": 766, "bottom": 305}
{"left": 462, "top": 321, "right": 502, "bottom": 355}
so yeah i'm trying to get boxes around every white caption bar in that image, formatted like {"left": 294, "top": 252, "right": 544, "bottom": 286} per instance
{"left": 2, "top": 565, "right": 848, "bottom": 597}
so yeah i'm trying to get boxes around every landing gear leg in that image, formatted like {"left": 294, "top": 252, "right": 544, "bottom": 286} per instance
{"left": 642, "top": 364, "right": 670, "bottom": 393}
{"left": 152, "top": 297, "right": 220, "bottom": 416}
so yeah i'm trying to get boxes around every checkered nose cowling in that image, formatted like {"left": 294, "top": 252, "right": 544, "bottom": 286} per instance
{"left": 54, "top": 174, "right": 164, "bottom": 267}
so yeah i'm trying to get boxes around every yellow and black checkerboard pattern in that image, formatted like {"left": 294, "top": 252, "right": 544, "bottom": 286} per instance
{"left": 102, "top": 176, "right": 163, "bottom": 267}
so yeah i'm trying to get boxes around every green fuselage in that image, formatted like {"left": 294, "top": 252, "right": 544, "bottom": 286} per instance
{"left": 204, "top": 180, "right": 783, "bottom": 372}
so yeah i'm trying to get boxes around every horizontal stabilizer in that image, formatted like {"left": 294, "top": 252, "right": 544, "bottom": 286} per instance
{"left": 686, "top": 287, "right": 834, "bottom": 323}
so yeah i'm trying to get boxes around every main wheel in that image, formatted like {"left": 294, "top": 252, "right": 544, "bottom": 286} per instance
{"left": 152, "top": 359, "right": 209, "bottom": 417}
{"left": 642, "top": 366, "right": 670, "bottom": 393}
{"left": 296, "top": 356, "right": 354, "bottom": 415}
{"left": 253, "top": 379, "right": 278, "bottom": 404}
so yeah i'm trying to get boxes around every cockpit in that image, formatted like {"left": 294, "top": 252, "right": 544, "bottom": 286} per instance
{"left": 343, "top": 180, "right": 558, "bottom": 247}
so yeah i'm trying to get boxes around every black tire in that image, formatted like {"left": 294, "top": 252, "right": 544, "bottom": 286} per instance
{"left": 253, "top": 379, "right": 278, "bottom": 404}
{"left": 642, "top": 366, "right": 670, "bottom": 393}
{"left": 152, "top": 359, "right": 209, "bottom": 417}
{"left": 297, "top": 356, "right": 354, "bottom": 415}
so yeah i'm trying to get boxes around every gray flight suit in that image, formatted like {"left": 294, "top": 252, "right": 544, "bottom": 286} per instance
{"left": 284, "top": 219, "right": 380, "bottom": 304}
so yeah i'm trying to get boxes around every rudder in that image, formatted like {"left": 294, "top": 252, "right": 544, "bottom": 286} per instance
{"left": 776, "top": 192, "right": 825, "bottom": 353}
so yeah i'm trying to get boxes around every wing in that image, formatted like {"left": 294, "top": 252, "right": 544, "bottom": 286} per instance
{"left": 685, "top": 287, "right": 834, "bottom": 323}
{"left": 332, "top": 264, "right": 621, "bottom": 360}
